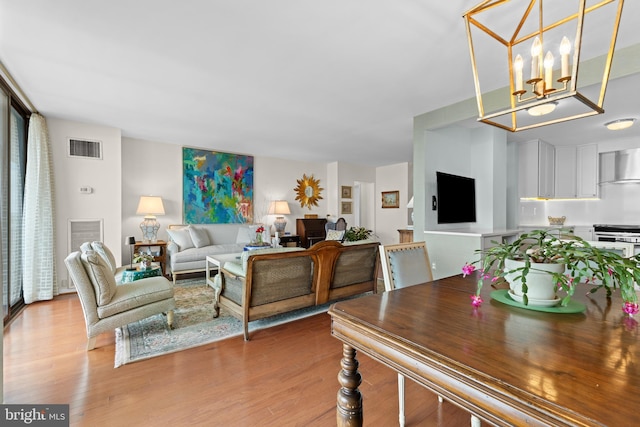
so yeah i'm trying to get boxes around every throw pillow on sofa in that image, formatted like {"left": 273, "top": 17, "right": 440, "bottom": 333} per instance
{"left": 80, "top": 250, "right": 117, "bottom": 306}
{"left": 326, "top": 230, "right": 345, "bottom": 241}
{"left": 79, "top": 241, "right": 117, "bottom": 275}
{"left": 167, "top": 227, "right": 195, "bottom": 251}
{"left": 189, "top": 226, "right": 211, "bottom": 248}
{"left": 91, "top": 241, "right": 118, "bottom": 274}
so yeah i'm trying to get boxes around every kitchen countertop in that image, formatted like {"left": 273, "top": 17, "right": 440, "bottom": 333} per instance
{"left": 424, "top": 228, "right": 521, "bottom": 237}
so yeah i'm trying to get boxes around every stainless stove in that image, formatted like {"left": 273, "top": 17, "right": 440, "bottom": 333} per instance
{"left": 593, "top": 225, "right": 640, "bottom": 255}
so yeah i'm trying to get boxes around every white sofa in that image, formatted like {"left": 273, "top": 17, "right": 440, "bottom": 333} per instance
{"left": 166, "top": 224, "right": 261, "bottom": 284}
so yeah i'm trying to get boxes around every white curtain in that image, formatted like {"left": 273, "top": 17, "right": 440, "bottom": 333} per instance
{"left": 22, "top": 113, "right": 57, "bottom": 303}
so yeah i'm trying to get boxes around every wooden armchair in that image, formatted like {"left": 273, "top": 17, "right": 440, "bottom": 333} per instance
{"left": 65, "top": 250, "right": 175, "bottom": 350}
{"left": 313, "top": 240, "right": 379, "bottom": 305}
{"left": 219, "top": 249, "right": 318, "bottom": 340}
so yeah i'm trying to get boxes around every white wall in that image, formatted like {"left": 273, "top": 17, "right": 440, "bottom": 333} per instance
{"left": 121, "top": 138, "right": 182, "bottom": 258}
{"left": 121, "top": 138, "right": 331, "bottom": 261}
{"left": 419, "top": 125, "right": 508, "bottom": 232}
{"left": 49, "top": 118, "right": 122, "bottom": 292}
{"left": 120, "top": 137, "right": 399, "bottom": 264}
{"left": 337, "top": 161, "right": 377, "bottom": 231}
{"left": 375, "top": 163, "right": 409, "bottom": 245}
{"left": 52, "top": 119, "right": 408, "bottom": 278}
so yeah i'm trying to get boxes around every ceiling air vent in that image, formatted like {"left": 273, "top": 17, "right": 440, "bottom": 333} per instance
{"left": 68, "top": 138, "right": 102, "bottom": 159}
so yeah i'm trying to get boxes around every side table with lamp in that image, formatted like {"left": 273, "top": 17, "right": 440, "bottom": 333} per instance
{"left": 134, "top": 195, "right": 167, "bottom": 276}
{"left": 132, "top": 240, "right": 168, "bottom": 276}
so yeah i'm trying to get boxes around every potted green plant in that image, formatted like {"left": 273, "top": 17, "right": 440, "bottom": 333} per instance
{"left": 343, "top": 226, "right": 373, "bottom": 242}
{"left": 133, "top": 252, "right": 155, "bottom": 270}
{"left": 462, "top": 229, "right": 639, "bottom": 316}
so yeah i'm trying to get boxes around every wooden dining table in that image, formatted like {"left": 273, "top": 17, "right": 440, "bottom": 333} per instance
{"left": 328, "top": 273, "right": 639, "bottom": 426}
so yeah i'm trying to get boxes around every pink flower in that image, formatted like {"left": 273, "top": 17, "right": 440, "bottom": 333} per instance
{"left": 470, "top": 294, "right": 483, "bottom": 308}
{"left": 623, "top": 302, "right": 639, "bottom": 316}
{"left": 491, "top": 276, "right": 499, "bottom": 283}
{"left": 608, "top": 268, "right": 613, "bottom": 276}
{"left": 462, "top": 263, "right": 476, "bottom": 277}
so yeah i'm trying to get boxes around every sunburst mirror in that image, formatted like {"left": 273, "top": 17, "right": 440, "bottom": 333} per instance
{"left": 294, "top": 174, "right": 323, "bottom": 209}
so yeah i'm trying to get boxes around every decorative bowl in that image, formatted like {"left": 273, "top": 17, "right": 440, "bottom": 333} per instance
{"left": 548, "top": 216, "right": 566, "bottom": 226}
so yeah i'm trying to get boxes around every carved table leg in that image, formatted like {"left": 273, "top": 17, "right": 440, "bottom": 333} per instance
{"left": 337, "top": 344, "right": 363, "bottom": 427}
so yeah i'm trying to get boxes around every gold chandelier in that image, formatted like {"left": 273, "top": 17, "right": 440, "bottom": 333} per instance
{"left": 463, "top": 0, "right": 624, "bottom": 131}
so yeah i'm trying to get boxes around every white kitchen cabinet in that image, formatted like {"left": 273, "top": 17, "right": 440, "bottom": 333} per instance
{"left": 576, "top": 144, "right": 598, "bottom": 198}
{"left": 573, "top": 226, "right": 594, "bottom": 241}
{"left": 555, "top": 146, "right": 577, "bottom": 198}
{"left": 553, "top": 144, "right": 598, "bottom": 199}
{"left": 482, "top": 232, "right": 519, "bottom": 251}
{"left": 519, "top": 139, "right": 555, "bottom": 198}
{"left": 599, "top": 151, "right": 615, "bottom": 184}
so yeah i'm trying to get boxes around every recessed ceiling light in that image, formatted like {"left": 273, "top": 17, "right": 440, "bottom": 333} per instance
{"left": 604, "top": 118, "right": 636, "bottom": 131}
{"left": 527, "top": 102, "right": 558, "bottom": 117}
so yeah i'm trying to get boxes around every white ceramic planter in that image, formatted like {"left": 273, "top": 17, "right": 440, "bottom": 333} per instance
{"left": 504, "top": 258, "right": 565, "bottom": 302}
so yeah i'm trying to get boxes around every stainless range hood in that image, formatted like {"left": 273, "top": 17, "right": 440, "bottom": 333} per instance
{"left": 614, "top": 148, "right": 640, "bottom": 183}
{"left": 600, "top": 148, "right": 640, "bottom": 184}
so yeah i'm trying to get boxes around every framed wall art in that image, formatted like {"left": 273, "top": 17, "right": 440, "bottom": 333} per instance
{"left": 381, "top": 191, "right": 400, "bottom": 208}
{"left": 341, "top": 201, "right": 352, "bottom": 215}
{"left": 341, "top": 185, "right": 352, "bottom": 199}
{"left": 182, "top": 147, "right": 254, "bottom": 223}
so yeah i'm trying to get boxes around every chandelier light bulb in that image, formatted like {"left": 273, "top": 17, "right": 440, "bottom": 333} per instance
{"left": 543, "top": 51, "right": 555, "bottom": 90}
{"left": 530, "top": 37, "right": 542, "bottom": 80}
{"left": 559, "top": 36, "right": 572, "bottom": 78}
{"left": 513, "top": 54, "right": 524, "bottom": 92}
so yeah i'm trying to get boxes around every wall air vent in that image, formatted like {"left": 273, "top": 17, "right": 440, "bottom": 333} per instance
{"left": 67, "top": 219, "right": 104, "bottom": 288}
{"left": 68, "top": 138, "right": 102, "bottom": 159}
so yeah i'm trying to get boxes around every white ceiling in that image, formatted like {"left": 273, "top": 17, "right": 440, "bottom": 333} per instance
{"left": 1, "top": 1, "right": 639, "bottom": 167}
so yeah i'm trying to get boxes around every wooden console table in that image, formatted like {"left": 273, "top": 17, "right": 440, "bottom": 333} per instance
{"left": 328, "top": 274, "right": 640, "bottom": 426}
{"left": 398, "top": 228, "right": 413, "bottom": 243}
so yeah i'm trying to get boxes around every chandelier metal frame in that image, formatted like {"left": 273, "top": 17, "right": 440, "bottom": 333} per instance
{"left": 463, "top": 0, "right": 624, "bottom": 131}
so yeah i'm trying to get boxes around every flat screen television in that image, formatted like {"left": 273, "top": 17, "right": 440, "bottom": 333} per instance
{"left": 436, "top": 171, "right": 476, "bottom": 224}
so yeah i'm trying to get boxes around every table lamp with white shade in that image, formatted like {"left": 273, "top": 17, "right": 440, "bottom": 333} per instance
{"left": 268, "top": 200, "right": 291, "bottom": 234}
{"left": 136, "top": 195, "right": 165, "bottom": 243}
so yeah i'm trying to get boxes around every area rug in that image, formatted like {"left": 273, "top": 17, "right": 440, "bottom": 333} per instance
{"left": 114, "top": 278, "right": 329, "bottom": 367}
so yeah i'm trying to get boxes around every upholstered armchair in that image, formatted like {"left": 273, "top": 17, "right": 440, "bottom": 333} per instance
{"left": 325, "top": 217, "right": 347, "bottom": 241}
{"left": 65, "top": 250, "right": 175, "bottom": 350}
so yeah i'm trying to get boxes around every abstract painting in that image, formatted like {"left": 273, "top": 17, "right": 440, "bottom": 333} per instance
{"left": 182, "top": 147, "right": 254, "bottom": 223}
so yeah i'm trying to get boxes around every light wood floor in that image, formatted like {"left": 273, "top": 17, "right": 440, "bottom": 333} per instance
{"left": 3, "top": 288, "right": 472, "bottom": 426}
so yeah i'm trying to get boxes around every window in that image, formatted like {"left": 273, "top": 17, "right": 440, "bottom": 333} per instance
{"left": 1, "top": 77, "right": 30, "bottom": 324}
